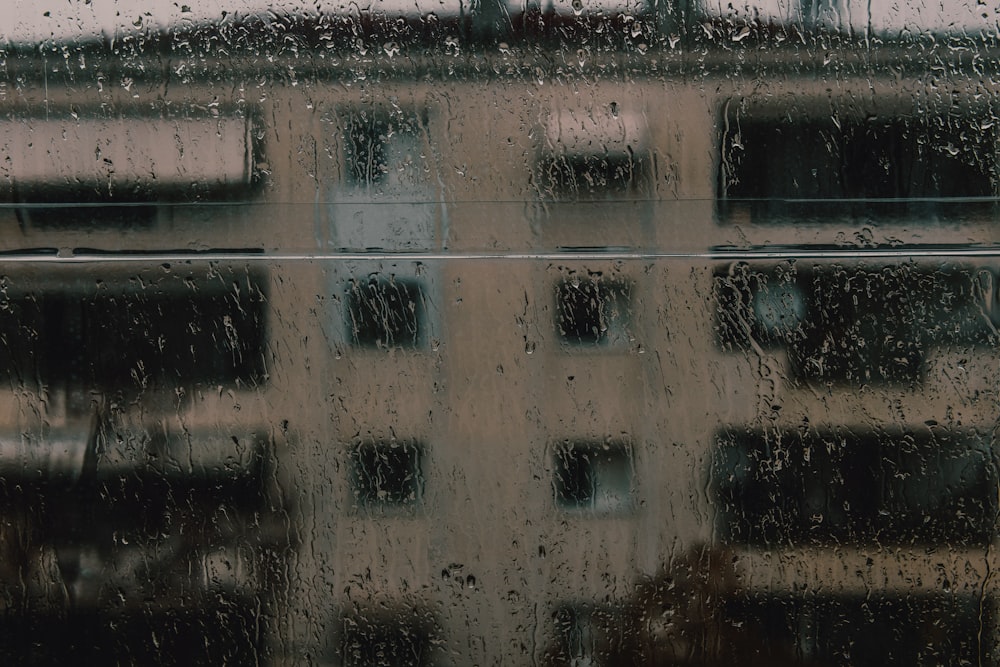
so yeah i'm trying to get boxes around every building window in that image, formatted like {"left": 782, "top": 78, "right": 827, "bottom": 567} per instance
{"left": 711, "top": 427, "right": 997, "bottom": 546}
{"left": 719, "top": 105, "right": 998, "bottom": 222}
{"left": 344, "top": 109, "right": 426, "bottom": 190}
{"left": 345, "top": 275, "right": 425, "bottom": 349}
{"left": 346, "top": 113, "right": 390, "bottom": 186}
{"left": 332, "top": 107, "right": 439, "bottom": 251}
{"left": 0, "top": 599, "right": 262, "bottom": 664}
{"left": 555, "top": 277, "right": 630, "bottom": 346}
{"left": 536, "top": 108, "right": 649, "bottom": 201}
{"left": 0, "top": 267, "right": 268, "bottom": 395}
{"left": 735, "top": 593, "right": 987, "bottom": 666}
{"left": 538, "top": 151, "right": 645, "bottom": 199}
{"left": 553, "top": 440, "right": 633, "bottom": 513}
{"left": 350, "top": 440, "right": 425, "bottom": 509}
{"left": 341, "top": 607, "right": 434, "bottom": 667}
{"left": 714, "top": 262, "right": 997, "bottom": 386}
{"left": 546, "top": 603, "right": 629, "bottom": 666}
{"left": 4, "top": 114, "right": 258, "bottom": 222}
{"left": 16, "top": 202, "right": 159, "bottom": 230}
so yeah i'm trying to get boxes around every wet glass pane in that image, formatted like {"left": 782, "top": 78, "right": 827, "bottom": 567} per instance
{"left": 1, "top": 2, "right": 1000, "bottom": 665}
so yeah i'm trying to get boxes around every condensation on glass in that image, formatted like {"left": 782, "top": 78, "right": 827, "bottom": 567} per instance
{"left": 0, "top": 1, "right": 998, "bottom": 665}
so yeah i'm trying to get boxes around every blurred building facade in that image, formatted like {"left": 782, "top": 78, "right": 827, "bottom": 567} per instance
{"left": 0, "top": 5, "right": 998, "bottom": 664}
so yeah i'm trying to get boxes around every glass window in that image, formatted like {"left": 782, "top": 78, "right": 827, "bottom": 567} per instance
{"left": 3, "top": 3, "right": 999, "bottom": 665}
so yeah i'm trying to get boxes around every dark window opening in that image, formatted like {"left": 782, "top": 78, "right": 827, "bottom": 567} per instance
{"left": 0, "top": 269, "right": 268, "bottom": 393}
{"left": 13, "top": 185, "right": 161, "bottom": 230}
{"left": 346, "top": 276, "right": 425, "bottom": 349}
{"left": 539, "top": 151, "right": 646, "bottom": 199}
{"left": 546, "top": 603, "right": 629, "bottom": 666}
{"left": 711, "top": 427, "right": 997, "bottom": 546}
{"left": 0, "top": 429, "right": 281, "bottom": 663}
{"left": 719, "top": 109, "right": 998, "bottom": 222}
{"left": 344, "top": 110, "right": 425, "bottom": 188}
{"left": 734, "top": 593, "right": 990, "bottom": 667}
{"left": 555, "top": 277, "right": 630, "bottom": 345}
{"left": 542, "top": 592, "right": 986, "bottom": 666}
{"left": 347, "top": 114, "right": 390, "bottom": 186}
{"left": 16, "top": 204, "right": 159, "bottom": 230}
{"left": 0, "top": 600, "right": 262, "bottom": 666}
{"left": 553, "top": 440, "right": 632, "bottom": 512}
{"left": 0, "top": 429, "right": 275, "bottom": 551}
{"left": 171, "top": 9, "right": 477, "bottom": 52}
{"left": 350, "top": 440, "right": 424, "bottom": 508}
{"left": 341, "top": 609, "right": 434, "bottom": 667}
{"left": 714, "top": 262, "right": 998, "bottom": 385}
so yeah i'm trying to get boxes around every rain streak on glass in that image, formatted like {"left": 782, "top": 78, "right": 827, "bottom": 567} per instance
{"left": 0, "top": 0, "right": 999, "bottom": 665}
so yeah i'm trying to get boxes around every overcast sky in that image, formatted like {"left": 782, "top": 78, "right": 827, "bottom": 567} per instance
{"left": 3, "top": 0, "right": 464, "bottom": 43}
{"left": 7, "top": 1, "right": 246, "bottom": 43}
{"left": 5, "top": 0, "right": 1000, "bottom": 44}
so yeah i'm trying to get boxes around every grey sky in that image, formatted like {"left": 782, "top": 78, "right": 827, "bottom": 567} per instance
{"left": 5, "top": 0, "right": 1000, "bottom": 43}
{"left": 4, "top": 0, "right": 464, "bottom": 43}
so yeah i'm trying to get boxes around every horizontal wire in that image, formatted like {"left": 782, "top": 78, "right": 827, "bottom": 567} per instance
{"left": 0, "top": 246, "right": 993, "bottom": 263}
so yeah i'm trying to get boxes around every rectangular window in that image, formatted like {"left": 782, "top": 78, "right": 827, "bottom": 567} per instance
{"left": 0, "top": 601, "right": 261, "bottom": 664}
{"left": 538, "top": 152, "right": 645, "bottom": 198}
{"left": 537, "top": 109, "right": 649, "bottom": 201}
{"left": 350, "top": 440, "right": 425, "bottom": 509}
{"left": 719, "top": 105, "right": 998, "bottom": 222}
{"left": 711, "top": 427, "right": 996, "bottom": 546}
{"left": 713, "top": 262, "right": 998, "bottom": 385}
{"left": 0, "top": 425, "right": 277, "bottom": 658}
{"left": 553, "top": 440, "right": 633, "bottom": 513}
{"left": 1, "top": 116, "right": 254, "bottom": 197}
{"left": 16, "top": 203, "right": 160, "bottom": 230}
{"left": 345, "top": 275, "right": 426, "bottom": 349}
{"left": 735, "top": 593, "right": 988, "bottom": 666}
{"left": 333, "top": 108, "right": 438, "bottom": 250}
{"left": 2, "top": 426, "right": 269, "bottom": 485}
{"left": 0, "top": 267, "right": 268, "bottom": 394}
{"left": 555, "top": 277, "right": 631, "bottom": 346}
{"left": 548, "top": 603, "right": 629, "bottom": 666}
{"left": 341, "top": 607, "right": 434, "bottom": 667}
{"left": 344, "top": 109, "right": 427, "bottom": 190}
{"left": 4, "top": 115, "right": 257, "bottom": 237}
